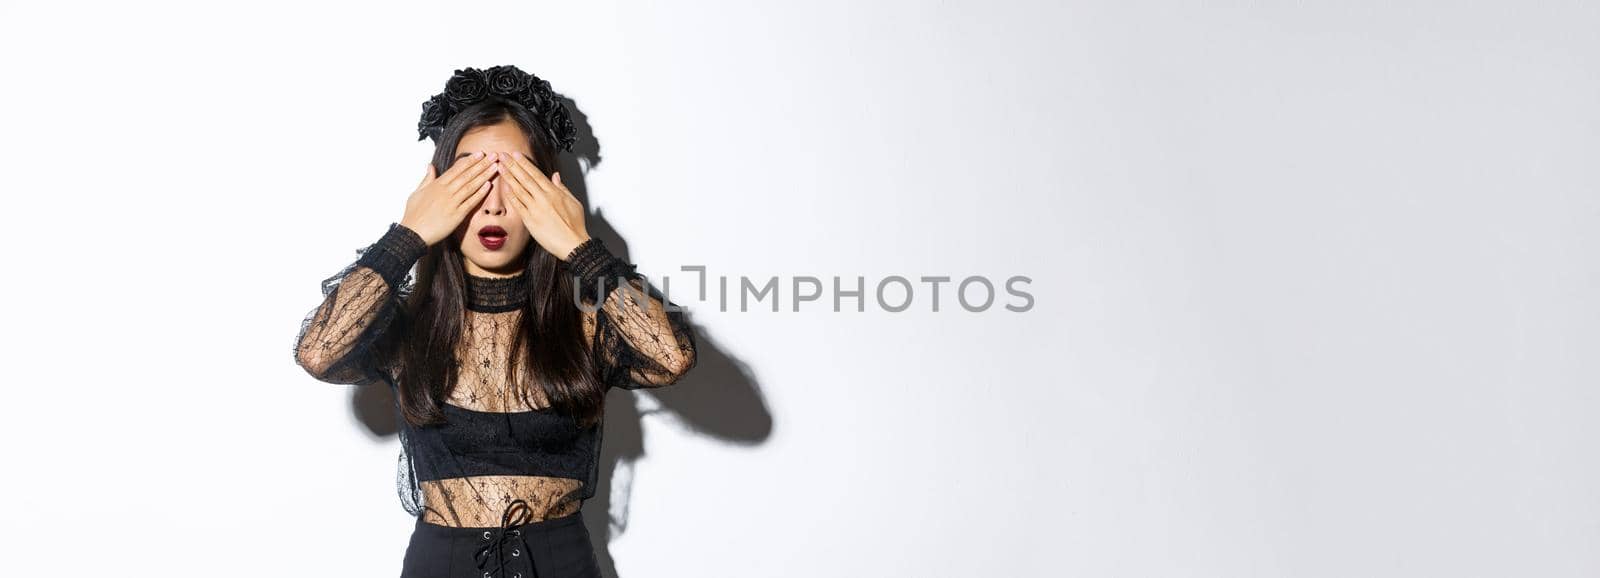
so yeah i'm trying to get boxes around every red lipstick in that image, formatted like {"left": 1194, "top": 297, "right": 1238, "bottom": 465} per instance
{"left": 478, "top": 225, "right": 507, "bottom": 251}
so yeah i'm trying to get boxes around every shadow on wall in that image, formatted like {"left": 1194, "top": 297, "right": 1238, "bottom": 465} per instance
{"left": 347, "top": 95, "right": 773, "bottom": 578}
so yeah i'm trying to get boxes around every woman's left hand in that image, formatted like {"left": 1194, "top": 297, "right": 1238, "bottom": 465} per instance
{"left": 500, "top": 151, "right": 590, "bottom": 261}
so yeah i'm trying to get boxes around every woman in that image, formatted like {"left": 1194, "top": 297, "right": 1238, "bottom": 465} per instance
{"left": 293, "top": 65, "right": 698, "bottom": 578}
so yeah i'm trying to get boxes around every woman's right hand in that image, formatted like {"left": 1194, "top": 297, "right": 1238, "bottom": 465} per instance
{"left": 399, "top": 151, "right": 501, "bottom": 246}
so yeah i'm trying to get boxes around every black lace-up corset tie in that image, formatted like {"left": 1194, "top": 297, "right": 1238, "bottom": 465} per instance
{"left": 474, "top": 499, "right": 536, "bottom": 578}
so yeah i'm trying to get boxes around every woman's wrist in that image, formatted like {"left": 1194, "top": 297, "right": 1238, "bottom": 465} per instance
{"left": 562, "top": 237, "right": 637, "bottom": 304}
{"left": 357, "top": 222, "right": 429, "bottom": 290}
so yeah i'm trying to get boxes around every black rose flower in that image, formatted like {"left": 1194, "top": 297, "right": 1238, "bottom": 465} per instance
{"left": 520, "top": 85, "right": 547, "bottom": 112}
{"left": 540, "top": 107, "right": 576, "bottom": 151}
{"left": 416, "top": 94, "right": 454, "bottom": 139}
{"left": 443, "top": 68, "right": 489, "bottom": 105}
{"left": 485, "top": 65, "right": 531, "bottom": 97}
{"left": 554, "top": 116, "right": 577, "bottom": 150}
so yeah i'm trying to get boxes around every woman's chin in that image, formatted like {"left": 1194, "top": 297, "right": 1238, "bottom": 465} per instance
{"left": 463, "top": 247, "right": 527, "bottom": 273}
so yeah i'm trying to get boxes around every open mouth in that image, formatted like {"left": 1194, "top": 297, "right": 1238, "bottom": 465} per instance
{"left": 477, "top": 225, "right": 507, "bottom": 250}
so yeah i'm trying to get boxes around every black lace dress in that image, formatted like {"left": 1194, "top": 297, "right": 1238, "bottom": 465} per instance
{"left": 293, "top": 222, "right": 697, "bottom": 528}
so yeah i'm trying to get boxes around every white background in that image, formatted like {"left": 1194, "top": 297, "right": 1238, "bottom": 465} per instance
{"left": 2, "top": 1, "right": 1596, "bottom": 577}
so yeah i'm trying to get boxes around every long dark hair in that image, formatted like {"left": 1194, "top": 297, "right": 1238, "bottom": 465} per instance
{"left": 385, "top": 96, "right": 605, "bottom": 430}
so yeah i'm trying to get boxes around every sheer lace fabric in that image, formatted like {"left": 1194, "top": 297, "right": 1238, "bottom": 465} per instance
{"left": 294, "top": 222, "right": 696, "bottom": 527}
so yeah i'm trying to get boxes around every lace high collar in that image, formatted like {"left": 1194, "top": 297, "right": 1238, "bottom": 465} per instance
{"left": 465, "top": 269, "right": 530, "bottom": 313}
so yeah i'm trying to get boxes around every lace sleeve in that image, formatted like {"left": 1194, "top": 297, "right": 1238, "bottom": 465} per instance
{"left": 566, "top": 238, "right": 698, "bottom": 389}
{"left": 294, "top": 222, "right": 428, "bottom": 386}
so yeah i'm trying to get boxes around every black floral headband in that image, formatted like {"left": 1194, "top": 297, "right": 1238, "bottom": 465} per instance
{"left": 416, "top": 65, "right": 578, "bottom": 152}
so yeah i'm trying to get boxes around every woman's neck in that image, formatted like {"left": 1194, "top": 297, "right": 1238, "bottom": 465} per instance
{"left": 464, "top": 267, "right": 529, "bottom": 313}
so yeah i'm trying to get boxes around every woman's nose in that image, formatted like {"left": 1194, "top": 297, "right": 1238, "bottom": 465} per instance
{"left": 481, "top": 175, "right": 506, "bottom": 214}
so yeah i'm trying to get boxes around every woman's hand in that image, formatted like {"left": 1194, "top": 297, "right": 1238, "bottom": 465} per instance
{"left": 500, "top": 151, "right": 591, "bottom": 260}
{"left": 399, "top": 151, "right": 500, "bottom": 246}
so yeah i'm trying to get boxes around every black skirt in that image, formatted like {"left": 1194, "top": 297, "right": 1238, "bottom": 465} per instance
{"left": 399, "top": 504, "right": 601, "bottom": 578}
